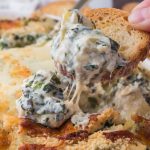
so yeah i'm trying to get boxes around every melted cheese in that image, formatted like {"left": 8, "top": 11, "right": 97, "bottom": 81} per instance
{"left": 49, "top": 10, "right": 126, "bottom": 128}
{"left": 51, "top": 10, "right": 126, "bottom": 85}
{"left": 16, "top": 10, "right": 150, "bottom": 134}
{"left": 16, "top": 69, "right": 110, "bottom": 128}
{"left": 50, "top": 10, "right": 128, "bottom": 127}
{"left": 16, "top": 10, "right": 128, "bottom": 129}
{"left": 139, "top": 58, "right": 150, "bottom": 72}
{"left": 71, "top": 113, "right": 90, "bottom": 128}
{"left": 113, "top": 73, "right": 150, "bottom": 120}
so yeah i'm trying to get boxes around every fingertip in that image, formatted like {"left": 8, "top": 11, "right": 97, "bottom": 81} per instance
{"left": 128, "top": 9, "right": 144, "bottom": 24}
{"left": 132, "top": 0, "right": 150, "bottom": 12}
{"left": 129, "top": 20, "right": 150, "bottom": 32}
{"left": 128, "top": 6, "right": 150, "bottom": 32}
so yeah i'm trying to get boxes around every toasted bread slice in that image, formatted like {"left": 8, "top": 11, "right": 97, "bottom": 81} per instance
{"left": 85, "top": 8, "right": 150, "bottom": 62}
{"left": 85, "top": 8, "right": 150, "bottom": 78}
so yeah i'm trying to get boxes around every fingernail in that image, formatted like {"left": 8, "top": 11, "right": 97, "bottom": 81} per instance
{"left": 128, "top": 9, "right": 144, "bottom": 24}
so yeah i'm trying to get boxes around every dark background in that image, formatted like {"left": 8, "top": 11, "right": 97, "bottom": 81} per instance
{"left": 114, "top": 0, "right": 143, "bottom": 8}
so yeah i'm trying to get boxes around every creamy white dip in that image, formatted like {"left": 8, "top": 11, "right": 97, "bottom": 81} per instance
{"left": 51, "top": 10, "right": 126, "bottom": 84}
{"left": 17, "top": 10, "right": 149, "bottom": 130}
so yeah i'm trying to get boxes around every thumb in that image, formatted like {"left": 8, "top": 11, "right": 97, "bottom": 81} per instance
{"left": 128, "top": 7, "right": 150, "bottom": 32}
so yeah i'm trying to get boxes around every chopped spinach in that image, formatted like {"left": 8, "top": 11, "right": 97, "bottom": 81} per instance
{"left": 110, "top": 39, "right": 120, "bottom": 52}
{"left": 88, "top": 97, "right": 98, "bottom": 109}
{"left": 71, "top": 28, "right": 79, "bottom": 33}
{"left": 96, "top": 41, "right": 108, "bottom": 47}
{"left": 144, "top": 95, "right": 150, "bottom": 105}
{"left": 103, "top": 119, "right": 114, "bottom": 129}
{"left": 43, "top": 83, "right": 57, "bottom": 93}
{"left": 26, "top": 35, "right": 36, "bottom": 42}
{"left": 0, "top": 41, "right": 9, "bottom": 49}
{"left": 33, "top": 81, "right": 43, "bottom": 90}
{"left": 0, "top": 34, "right": 44, "bottom": 49}
{"left": 84, "top": 64, "right": 99, "bottom": 71}
{"left": 51, "top": 74, "right": 61, "bottom": 85}
{"left": 26, "top": 80, "right": 34, "bottom": 88}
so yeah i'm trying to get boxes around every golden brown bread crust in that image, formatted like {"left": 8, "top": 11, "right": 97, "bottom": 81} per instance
{"left": 19, "top": 144, "right": 57, "bottom": 150}
{"left": 85, "top": 8, "right": 150, "bottom": 62}
{"left": 132, "top": 115, "right": 150, "bottom": 146}
{"left": 0, "top": 129, "right": 11, "bottom": 149}
{"left": 76, "top": 108, "right": 119, "bottom": 133}
{"left": 18, "top": 130, "right": 142, "bottom": 150}
{"left": 19, "top": 108, "right": 119, "bottom": 139}
{"left": 19, "top": 119, "right": 77, "bottom": 138}
{"left": 103, "top": 130, "right": 135, "bottom": 142}
{"left": 0, "top": 20, "right": 22, "bottom": 30}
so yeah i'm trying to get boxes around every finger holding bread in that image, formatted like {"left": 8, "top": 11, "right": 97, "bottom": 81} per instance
{"left": 128, "top": 0, "right": 150, "bottom": 32}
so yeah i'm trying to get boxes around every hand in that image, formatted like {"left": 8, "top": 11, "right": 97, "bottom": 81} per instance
{"left": 128, "top": 0, "right": 150, "bottom": 32}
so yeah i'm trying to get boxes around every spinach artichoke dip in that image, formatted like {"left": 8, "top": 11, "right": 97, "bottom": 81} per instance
{"left": 112, "top": 71, "right": 150, "bottom": 120}
{"left": 16, "top": 10, "right": 150, "bottom": 130}
{"left": 0, "top": 17, "right": 57, "bottom": 50}
{"left": 51, "top": 10, "right": 127, "bottom": 84}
